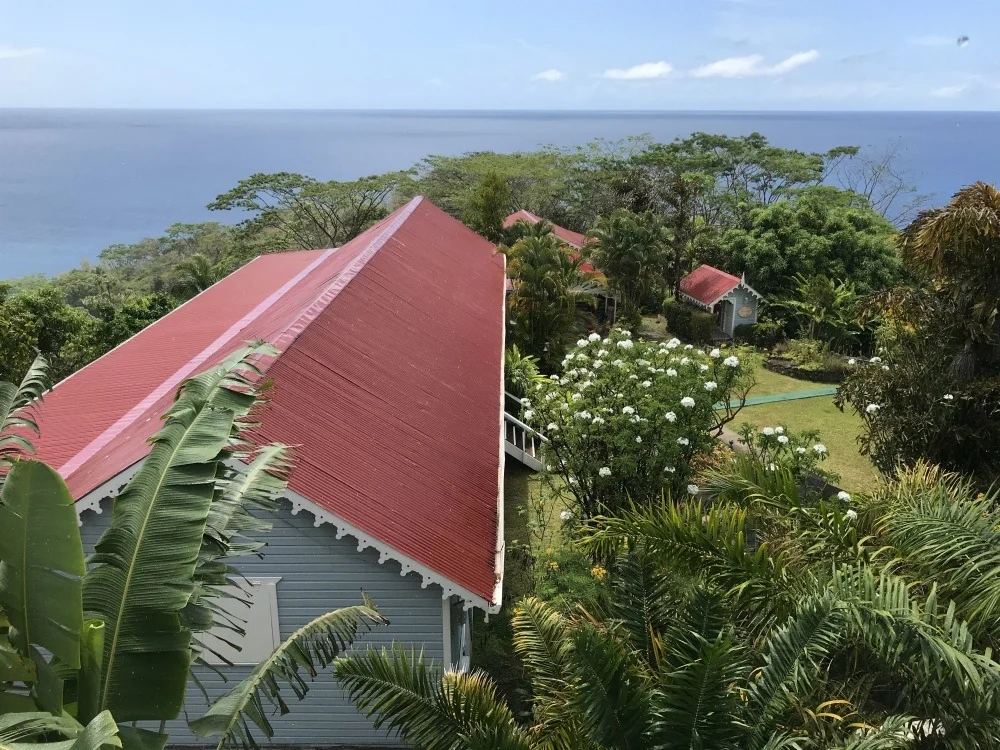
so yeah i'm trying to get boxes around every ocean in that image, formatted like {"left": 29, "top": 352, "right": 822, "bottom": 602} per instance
{"left": 1, "top": 109, "right": 997, "bottom": 278}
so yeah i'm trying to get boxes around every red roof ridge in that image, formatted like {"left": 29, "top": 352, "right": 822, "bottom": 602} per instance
{"left": 56, "top": 196, "right": 426, "bottom": 480}
{"left": 270, "top": 195, "right": 424, "bottom": 352}
{"left": 56, "top": 247, "right": 338, "bottom": 478}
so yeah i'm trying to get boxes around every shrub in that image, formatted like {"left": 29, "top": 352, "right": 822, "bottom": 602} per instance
{"left": 734, "top": 422, "right": 838, "bottom": 483}
{"left": 520, "top": 329, "right": 753, "bottom": 517}
{"left": 663, "top": 299, "right": 715, "bottom": 344}
{"left": 732, "top": 317, "right": 786, "bottom": 349}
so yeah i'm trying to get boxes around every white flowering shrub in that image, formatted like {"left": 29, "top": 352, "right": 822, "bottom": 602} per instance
{"left": 735, "top": 422, "right": 838, "bottom": 483}
{"left": 522, "top": 329, "right": 753, "bottom": 517}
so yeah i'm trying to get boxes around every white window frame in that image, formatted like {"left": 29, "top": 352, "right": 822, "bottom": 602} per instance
{"left": 202, "top": 576, "right": 282, "bottom": 666}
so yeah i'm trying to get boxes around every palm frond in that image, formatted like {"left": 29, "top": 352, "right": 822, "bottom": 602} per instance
{"left": 0, "top": 354, "right": 49, "bottom": 470}
{"left": 0, "top": 710, "right": 120, "bottom": 750}
{"left": 83, "top": 344, "right": 272, "bottom": 722}
{"left": 336, "top": 646, "right": 530, "bottom": 750}
{"left": 565, "top": 621, "right": 652, "bottom": 750}
{"left": 650, "top": 634, "right": 746, "bottom": 750}
{"left": 608, "top": 543, "right": 676, "bottom": 669}
{"left": 582, "top": 503, "right": 794, "bottom": 630}
{"left": 824, "top": 715, "right": 914, "bottom": 750}
{"left": 189, "top": 600, "right": 386, "bottom": 750}
{"left": 185, "top": 444, "right": 294, "bottom": 663}
{"left": 746, "top": 593, "right": 846, "bottom": 746}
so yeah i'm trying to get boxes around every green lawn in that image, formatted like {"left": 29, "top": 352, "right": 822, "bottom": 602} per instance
{"left": 748, "top": 364, "right": 825, "bottom": 398}
{"left": 732, "top": 395, "right": 878, "bottom": 493}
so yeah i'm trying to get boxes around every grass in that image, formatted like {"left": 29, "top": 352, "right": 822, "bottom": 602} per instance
{"left": 749, "top": 364, "right": 826, "bottom": 398}
{"left": 732, "top": 396, "right": 878, "bottom": 493}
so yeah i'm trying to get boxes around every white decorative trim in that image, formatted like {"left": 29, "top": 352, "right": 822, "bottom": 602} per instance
{"left": 679, "top": 291, "right": 713, "bottom": 312}
{"left": 74, "top": 462, "right": 499, "bottom": 613}
{"left": 74, "top": 460, "right": 144, "bottom": 523}
{"left": 286, "top": 489, "right": 499, "bottom": 613}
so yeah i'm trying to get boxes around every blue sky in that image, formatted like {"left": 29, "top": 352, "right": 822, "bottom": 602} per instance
{"left": 0, "top": 0, "right": 996, "bottom": 110}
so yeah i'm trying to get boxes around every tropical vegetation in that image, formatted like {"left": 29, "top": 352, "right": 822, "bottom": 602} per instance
{"left": 0, "top": 350, "right": 386, "bottom": 749}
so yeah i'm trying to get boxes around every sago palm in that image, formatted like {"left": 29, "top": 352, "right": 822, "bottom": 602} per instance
{"left": 337, "top": 456, "right": 1000, "bottom": 748}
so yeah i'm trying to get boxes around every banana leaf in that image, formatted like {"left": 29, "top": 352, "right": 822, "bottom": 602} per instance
{"left": 83, "top": 346, "right": 269, "bottom": 722}
{"left": 0, "top": 460, "right": 85, "bottom": 669}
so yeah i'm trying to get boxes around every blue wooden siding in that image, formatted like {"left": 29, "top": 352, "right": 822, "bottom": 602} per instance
{"left": 725, "top": 286, "right": 758, "bottom": 332}
{"left": 79, "top": 499, "right": 447, "bottom": 747}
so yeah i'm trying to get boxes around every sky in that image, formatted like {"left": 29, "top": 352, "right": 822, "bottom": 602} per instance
{"left": 0, "top": 0, "right": 997, "bottom": 110}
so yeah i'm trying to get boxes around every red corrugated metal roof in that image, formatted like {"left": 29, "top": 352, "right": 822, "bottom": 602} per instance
{"left": 31, "top": 197, "right": 505, "bottom": 604}
{"left": 503, "top": 210, "right": 595, "bottom": 272}
{"left": 679, "top": 264, "right": 742, "bottom": 306}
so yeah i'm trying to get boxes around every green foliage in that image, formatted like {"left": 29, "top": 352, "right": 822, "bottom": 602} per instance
{"left": 0, "top": 351, "right": 383, "bottom": 748}
{"left": 462, "top": 172, "right": 513, "bottom": 243}
{"left": 729, "top": 427, "right": 837, "bottom": 483}
{"left": 663, "top": 300, "right": 715, "bottom": 344}
{"left": 190, "top": 601, "right": 387, "bottom": 750}
{"left": 85, "top": 293, "right": 177, "bottom": 355}
{"left": 837, "top": 183, "right": 1000, "bottom": 481}
{"left": 341, "top": 458, "right": 1000, "bottom": 748}
{"left": 711, "top": 188, "right": 902, "bottom": 298}
{"left": 520, "top": 331, "right": 753, "bottom": 515}
{"left": 774, "top": 274, "right": 862, "bottom": 348}
{"left": 500, "top": 231, "right": 601, "bottom": 370}
{"left": 503, "top": 346, "right": 542, "bottom": 400}
{"left": 208, "top": 172, "right": 401, "bottom": 253}
{"left": 779, "top": 339, "right": 851, "bottom": 375}
{"left": 336, "top": 647, "right": 532, "bottom": 750}
{"left": 587, "top": 211, "right": 668, "bottom": 321}
{"left": 0, "top": 286, "right": 96, "bottom": 384}
{"left": 732, "top": 316, "right": 787, "bottom": 349}
{"left": 0, "top": 355, "right": 48, "bottom": 474}
{"left": 397, "top": 150, "right": 571, "bottom": 224}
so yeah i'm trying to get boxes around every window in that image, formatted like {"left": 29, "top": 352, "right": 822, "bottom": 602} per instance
{"left": 201, "top": 577, "right": 282, "bottom": 666}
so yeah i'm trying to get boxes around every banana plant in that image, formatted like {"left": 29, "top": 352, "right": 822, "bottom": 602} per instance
{"left": 1, "top": 346, "right": 388, "bottom": 750}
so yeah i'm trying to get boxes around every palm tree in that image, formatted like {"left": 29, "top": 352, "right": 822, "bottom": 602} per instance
{"left": 335, "top": 456, "right": 1000, "bottom": 749}
{"left": 171, "top": 253, "right": 223, "bottom": 297}
{"left": 500, "top": 233, "right": 601, "bottom": 371}
{"left": 587, "top": 210, "right": 668, "bottom": 323}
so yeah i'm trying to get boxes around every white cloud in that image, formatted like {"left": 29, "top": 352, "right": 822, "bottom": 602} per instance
{"left": 690, "top": 49, "right": 819, "bottom": 78}
{"left": 931, "top": 84, "right": 967, "bottom": 98}
{"left": 0, "top": 45, "right": 43, "bottom": 60}
{"left": 532, "top": 68, "right": 564, "bottom": 83}
{"left": 908, "top": 35, "right": 953, "bottom": 46}
{"left": 603, "top": 61, "right": 673, "bottom": 80}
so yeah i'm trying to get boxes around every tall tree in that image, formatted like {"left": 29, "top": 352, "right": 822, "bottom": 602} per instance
{"left": 208, "top": 172, "right": 401, "bottom": 252}
{"left": 462, "top": 171, "right": 512, "bottom": 242}
{"left": 587, "top": 210, "right": 667, "bottom": 321}
{"left": 500, "top": 232, "right": 600, "bottom": 370}
{"left": 837, "top": 182, "right": 1000, "bottom": 479}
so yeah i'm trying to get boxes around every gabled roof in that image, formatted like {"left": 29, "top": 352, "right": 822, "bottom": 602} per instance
{"left": 680, "top": 264, "right": 760, "bottom": 308}
{"left": 503, "top": 209, "right": 588, "bottom": 250}
{"left": 503, "top": 210, "right": 596, "bottom": 274}
{"left": 31, "top": 197, "right": 506, "bottom": 607}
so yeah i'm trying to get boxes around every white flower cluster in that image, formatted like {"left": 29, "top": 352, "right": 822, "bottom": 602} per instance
{"left": 598, "top": 466, "right": 612, "bottom": 477}
{"left": 865, "top": 403, "right": 880, "bottom": 414}
{"left": 723, "top": 355, "right": 740, "bottom": 367}
{"left": 681, "top": 397, "right": 695, "bottom": 408}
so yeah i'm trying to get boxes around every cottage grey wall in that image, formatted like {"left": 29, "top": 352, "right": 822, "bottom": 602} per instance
{"left": 725, "top": 286, "right": 758, "bottom": 329}
{"left": 79, "top": 499, "right": 446, "bottom": 748}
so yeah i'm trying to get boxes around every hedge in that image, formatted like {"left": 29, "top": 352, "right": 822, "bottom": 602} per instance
{"left": 663, "top": 300, "right": 715, "bottom": 343}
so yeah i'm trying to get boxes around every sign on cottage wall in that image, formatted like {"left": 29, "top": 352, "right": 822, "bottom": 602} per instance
{"left": 737, "top": 305, "right": 754, "bottom": 318}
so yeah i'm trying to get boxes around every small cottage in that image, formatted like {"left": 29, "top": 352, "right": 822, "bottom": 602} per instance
{"left": 30, "top": 197, "right": 507, "bottom": 746}
{"left": 503, "top": 210, "right": 616, "bottom": 324}
{"left": 679, "top": 264, "right": 763, "bottom": 337}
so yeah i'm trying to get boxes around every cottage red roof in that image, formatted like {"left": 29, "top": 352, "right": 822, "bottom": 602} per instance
{"left": 679, "top": 264, "right": 744, "bottom": 306}
{"left": 503, "top": 210, "right": 595, "bottom": 273}
{"left": 31, "top": 197, "right": 506, "bottom": 606}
